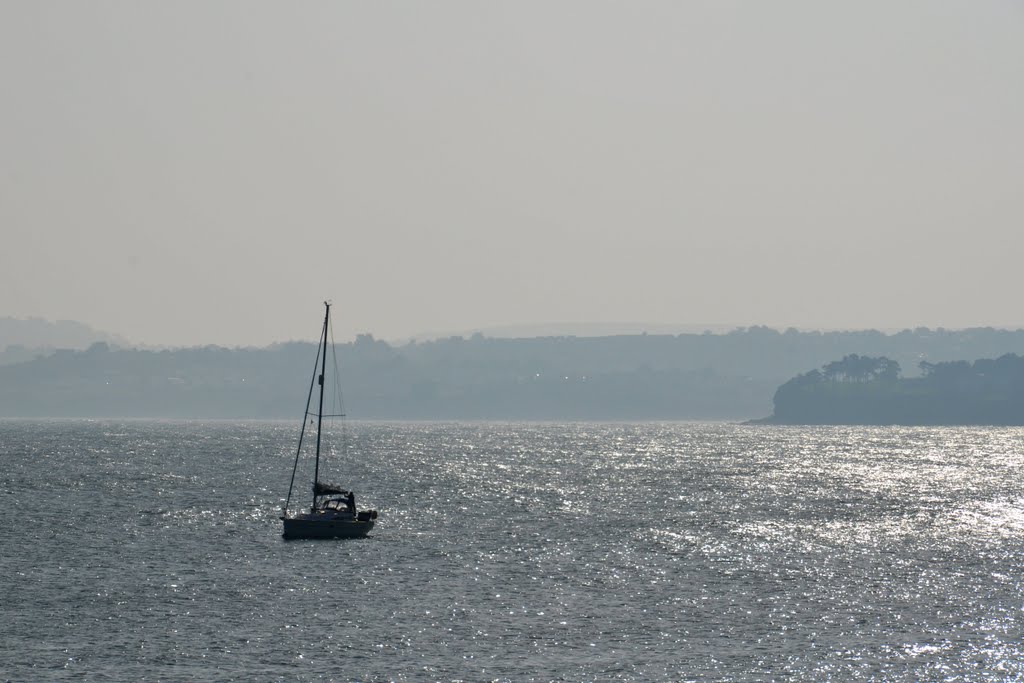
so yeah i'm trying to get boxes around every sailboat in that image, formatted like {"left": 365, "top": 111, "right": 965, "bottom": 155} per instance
{"left": 280, "top": 302, "right": 377, "bottom": 539}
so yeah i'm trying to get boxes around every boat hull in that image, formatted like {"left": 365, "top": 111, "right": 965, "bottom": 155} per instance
{"left": 281, "top": 516, "right": 374, "bottom": 539}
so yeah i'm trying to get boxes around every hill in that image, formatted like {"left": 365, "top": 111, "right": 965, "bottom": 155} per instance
{"left": 5, "top": 326, "right": 1024, "bottom": 419}
{"left": 0, "top": 317, "right": 126, "bottom": 365}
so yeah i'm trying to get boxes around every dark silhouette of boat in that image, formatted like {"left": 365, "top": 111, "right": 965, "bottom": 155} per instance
{"left": 280, "top": 302, "right": 377, "bottom": 539}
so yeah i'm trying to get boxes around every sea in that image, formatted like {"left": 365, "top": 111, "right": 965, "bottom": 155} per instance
{"left": 3, "top": 420, "right": 1024, "bottom": 682}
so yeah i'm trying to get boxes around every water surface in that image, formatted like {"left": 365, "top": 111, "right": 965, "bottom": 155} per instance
{"left": 2, "top": 421, "right": 1024, "bottom": 681}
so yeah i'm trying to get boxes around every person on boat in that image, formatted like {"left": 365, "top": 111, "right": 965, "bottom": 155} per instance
{"left": 347, "top": 491, "right": 356, "bottom": 513}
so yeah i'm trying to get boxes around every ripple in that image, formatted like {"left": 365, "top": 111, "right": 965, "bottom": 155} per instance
{"left": 2, "top": 420, "right": 1024, "bottom": 680}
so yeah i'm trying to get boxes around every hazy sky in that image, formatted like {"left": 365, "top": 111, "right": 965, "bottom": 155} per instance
{"left": 2, "top": 2, "right": 1022, "bottom": 347}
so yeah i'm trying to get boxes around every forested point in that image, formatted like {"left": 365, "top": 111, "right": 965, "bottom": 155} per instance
{"left": 758, "top": 353, "right": 1024, "bottom": 425}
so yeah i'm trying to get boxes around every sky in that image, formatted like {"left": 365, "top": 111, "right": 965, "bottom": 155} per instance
{"left": 2, "top": 2, "right": 1023, "bottom": 347}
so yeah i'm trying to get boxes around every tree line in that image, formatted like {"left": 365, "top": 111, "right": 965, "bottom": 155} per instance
{"left": 762, "top": 353, "right": 1024, "bottom": 425}
{"left": 5, "top": 327, "right": 1024, "bottom": 419}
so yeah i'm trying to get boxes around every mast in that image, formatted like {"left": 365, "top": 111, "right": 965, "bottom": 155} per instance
{"left": 312, "top": 301, "right": 330, "bottom": 512}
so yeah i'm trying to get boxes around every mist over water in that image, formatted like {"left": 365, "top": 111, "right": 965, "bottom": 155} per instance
{"left": 3, "top": 420, "right": 1024, "bottom": 681}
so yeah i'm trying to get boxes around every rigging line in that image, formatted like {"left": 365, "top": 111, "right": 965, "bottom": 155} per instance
{"left": 283, "top": 317, "right": 326, "bottom": 516}
{"left": 328, "top": 312, "right": 349, "bottom": 482}
{"left": 329, "top": 314, "right": 345, "bottom": 420}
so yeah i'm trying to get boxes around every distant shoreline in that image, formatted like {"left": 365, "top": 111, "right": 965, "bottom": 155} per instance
{"left": 7, "top": 330, "right": 1024, "bottom": 422}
